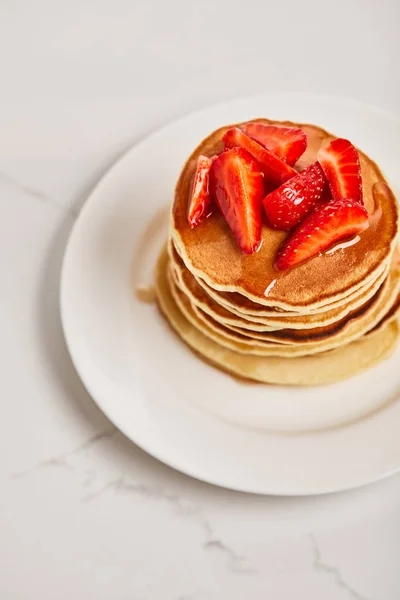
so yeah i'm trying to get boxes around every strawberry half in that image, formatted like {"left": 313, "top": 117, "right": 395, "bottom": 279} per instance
{"left": 263, "top": 162, "right": 328, "bottom": 230}
{"left": 210, "top": 147, "right": 264, "bottom": 254}
{"left": 275, "top": 198, "right": 369, "bottom": 270}
{"left": 241, "top": 123, "right": 307, "bottom": 165}
{"left": 187, "top": 155, "right": 213, "bottom": 228}
{"left": 223, "top": 127, "right": 296, "bottom": 186}
{"left": 318, "top": 138, "right": 363, "bottom": 204}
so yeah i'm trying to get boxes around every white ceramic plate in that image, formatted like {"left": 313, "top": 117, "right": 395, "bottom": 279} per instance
{"left": 61, "top": 93, "right": 400, "bottom": 495}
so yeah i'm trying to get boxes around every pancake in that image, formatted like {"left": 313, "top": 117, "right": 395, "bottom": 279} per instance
{"left": 169, "top": 259, "right": 388, "bottom": 344}
{"left": 170, "top": 235, "right": 391, "bottom": 317}
{"left": 192, "top": 282, "right": 385, "bottom": 342}
{"left": 171, "top": 119, "right": 398, "bottom": 312}
{"left": 171, "top": 244, "right": 391, "bottom": 331}
{"left": 163, "top": 248, "right": 400, "bottom": 357}
{"left": 193, "top": 257, "right": 390, "bottom": 317}
{"left": 155, "top": 249, "right": 400, "bottom": 385}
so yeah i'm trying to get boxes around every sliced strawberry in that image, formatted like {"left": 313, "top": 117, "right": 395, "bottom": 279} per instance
{"left": 187, "top": 155, "right": 213, "bottom": 228}
{"left": 263, "top": 162, "right": 328, "bottom": 231}
{"left": 223, "top": 127, "right": 296, "bottom": 186}
{"left": 210, "top": 147, "right": 264, "bottom": 254}
{"left": 318, "top": 138, "right": 363, "bottom": 205}
{"left": 275, "top": 198, "right": 369, "bottom": 270}
{"left": 241, "top": 123, "right": 307, "bottom": 165}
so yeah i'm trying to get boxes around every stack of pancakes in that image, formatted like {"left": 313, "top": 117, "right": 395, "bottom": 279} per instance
{"left": 155, "top": 120, "right": 400, "bottom": 385}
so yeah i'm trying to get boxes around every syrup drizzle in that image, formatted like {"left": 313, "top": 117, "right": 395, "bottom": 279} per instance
{"left": 264, "top": 279, "right": 277, "bottom": 297}
{"left": 325, "top": 235, "right": 361, "bottom": 256}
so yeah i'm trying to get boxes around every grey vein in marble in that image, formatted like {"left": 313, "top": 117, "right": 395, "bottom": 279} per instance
{"left": 202, "top": 539, "right": 254, "bottom": 574}
{"left": 84, "top": 475, "right": 254, "bottom": 575}
{"left": 9, "top": 427, "right": 117, "bottom": 480}
{"left": 0, "top": 169, "right": 79, "bottom": 217}
{"left": 83, "top": 476, "right": 200, "bottom": 517}
{"left": 310, "top": 534, "right": 371, "bottom": 600}
{"left": 10, "top": 430, "right": 254, "bottom": 577}
{"left": 203, "top": 521, "right": 256, "bottom": 574}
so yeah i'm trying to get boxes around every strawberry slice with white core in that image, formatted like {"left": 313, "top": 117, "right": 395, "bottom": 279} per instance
{"left": 241, "top": 123, "right": 307, "bottom": 165}
{"left": 275, "top": 198, "right": 369, "bottom": 270}
{"left": 263, "top": 162, "right": 328, "bottom": 230}
{"left": 210, "top": 147, "right": 264, "bottom": 254}
{"left": 223, "top": 127, "right": 296, "bottom": 186}
{"left": 187, "top": 155, "right": 213, "bottom": 227}
{"left": 318, "top": 138, "right": 363, "bottom": 205}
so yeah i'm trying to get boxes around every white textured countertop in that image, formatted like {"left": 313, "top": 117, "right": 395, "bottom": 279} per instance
{"left": 1, "top": 1, "right": 400, "bottom": 598}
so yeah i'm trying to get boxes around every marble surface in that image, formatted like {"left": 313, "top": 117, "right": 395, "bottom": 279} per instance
{"left": 1, "top": 1, "right": 400, "bottom": 598}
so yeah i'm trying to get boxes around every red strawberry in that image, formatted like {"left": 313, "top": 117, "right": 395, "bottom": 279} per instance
{"left": 318, "top": 138, "right": 363, "bottom": 204}
{"left": 241, "top": 123, "right": 307, "bottom": 165}
{"left": 210, "top": 147, "right": 264, "bottom": 254}
{"left": 275, "top": 198, "right": 369, "bottom": 270}
{"left": 263, "top": 162, "right": 328, "bottom": 230}
{"left": 223, "top": 127, "right": 296, "bottom": 186}
{"left": 187, "top": 155, "right": 213, "bottom": 228}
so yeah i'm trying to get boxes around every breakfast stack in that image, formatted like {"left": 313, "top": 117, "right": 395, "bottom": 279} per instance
{"left": 156, "top": 119, "right": 399, "bottom": 384}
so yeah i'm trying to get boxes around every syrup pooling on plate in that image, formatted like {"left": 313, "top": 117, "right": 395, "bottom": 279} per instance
{"left": 132, "top": 204, "right": 170, "bottom": 303}
{"left": 136, "top": 284, "right": 156, "bottom": 304}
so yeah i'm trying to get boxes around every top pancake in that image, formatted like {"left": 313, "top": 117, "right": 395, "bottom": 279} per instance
{"left": 171, "top": 119, "right": 399, "bottom": 311}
